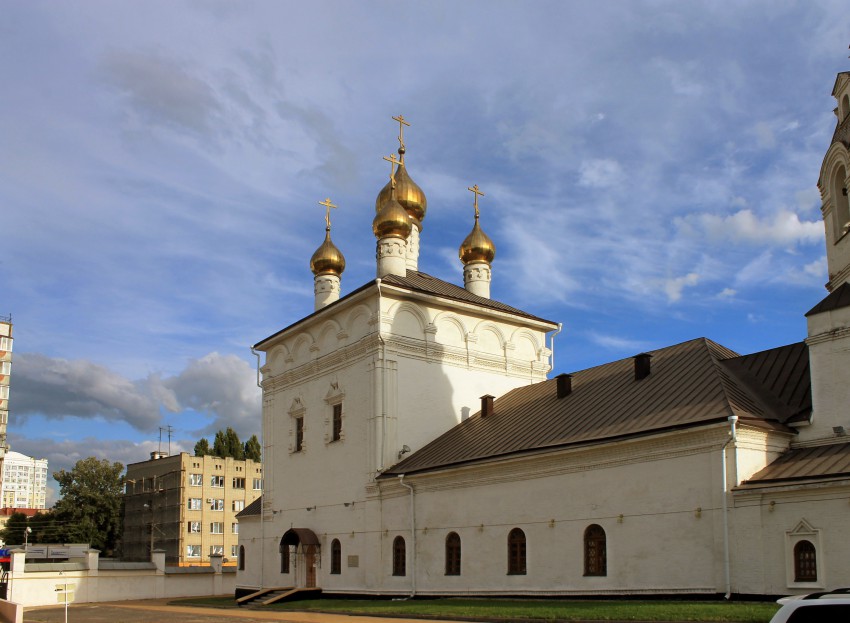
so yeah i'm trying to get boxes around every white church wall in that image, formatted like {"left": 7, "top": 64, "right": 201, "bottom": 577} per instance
{"left": 733, "top": 481, "right": 850, "bottom": 595}
{"left": 804, "top": 304, "right": 850, "bottom": 444}
{"left": 374, "top": 426, "right": 733, "bottom": 596}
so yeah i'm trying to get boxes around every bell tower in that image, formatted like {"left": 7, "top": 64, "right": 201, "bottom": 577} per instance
{"left": 817, "top": 71, "right": 850, "bottom": 291}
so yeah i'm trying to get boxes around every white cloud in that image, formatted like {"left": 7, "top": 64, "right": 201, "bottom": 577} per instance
{"left": 718, "top": 288, "right": 737, "bottom": 298}
{"left": 664, "top": 273, "right": 700, "bottom": 303}
{"left": 754, "top": 122, "right": 776, "bottom": 149}
{"left": 696, "top": 209, "right": 821, "bottom": 245}
{"left": 12, "top": 352, "right": 260, "bottom": 438}
{"left": 578, "top": 159, "right": 622, "bottom": 188}
{"left": 586, "top": 332, "right": 653, "bottom": 353}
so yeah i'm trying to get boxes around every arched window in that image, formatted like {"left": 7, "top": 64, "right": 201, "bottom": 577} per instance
{"left": 584, "top": 524, "right": 607, "bottom": 576}
{"left": 507, "top": 528, "right": 526, "bottom": 575}
{"left": 832, "top": 164, "right": 850, "bottom": 240}
{"left": 794, "top": 540, "right": 817, "bottom": 582}
{"left": 445, "top": 532, "right": 461, "bottom": 576}
{"left": 279, "top": 541, "right": 290, "bottom": 574}
{"left": 842, "top": 93, "right": 850, "bottom": 122}
{"left": 331, "top": 539, "right": 342, "bottom": 575}
{"left": 393, "top": 536, "right": 406, "bottom": 576}
{"left": 238, "top": 545, "right": 245, "bottom": 571}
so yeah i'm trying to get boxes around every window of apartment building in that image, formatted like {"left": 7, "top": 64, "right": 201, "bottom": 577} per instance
{"left": 445, "top": 532, "right": 461, "bottom": 576}
{"left": 232, "top": 523, "right": 239, "bottom": 534}
{"left": 0, "top": 386, "right": 9, "bottom": 400}
{"left": 232, "top": 477, "right": 245, "bottom": 489}
{"left": 331, "top": 539, "right": 341, "bottom": 575}
{"left": 210, "top": 545, "right": 224, "bottom": 556}
{"left": 584, "top": 524, "right": 607, "bottom": 577}
{"left": 295, "top": 416, "right": 304, "bottom": 452}
{"left": 188, "top": 498, "right": 202, "bottom": 510}
{"left": 211, "top": 475, "right": 225, "bottom": 488}
{"left": 231, "top": 545, "right": 239, "bottom": 557}
{"left": 210, "top": 522, "right": 224, "bottom": 534}
{"left": 233, "top": 500, "right": 245, "bottom": 512}
{"left": 188, "top": 521, "right": 201, "bottom": 534}
{"left": 392, "top": 536, "right": 406, "bottom": 576}
{"left": 0, "top": 337, "right": 12, "bottom": 351}
{"left": 0, "top": 361, "right": 10, "bottom": 374}
{"left": 332, "top": 403, "right": 343, "bottom": 442}
{"left": 186, "top": 545, "right": 201, "bottom": 558}
{"left": 507, "top": 528, "right": 526, "bottom": 575}
{"left": 189, "top": 473, "right": 203, "bottom": 486}
{"left": 211, "top": 499, "right": 224, "bottom": 511}
{"left": 252, "top": 478, "right": 262, "bottom": 490}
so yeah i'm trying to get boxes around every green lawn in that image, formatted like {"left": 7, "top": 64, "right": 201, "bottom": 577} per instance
{"left": 172, "top": 596, "right": 781, "bottom": 622}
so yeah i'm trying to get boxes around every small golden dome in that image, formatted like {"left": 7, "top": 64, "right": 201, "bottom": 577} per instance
{"left": 459, "top": 217, "right": 496, "bottom": 265}
{"left": 375, "top": 160, "right": 427, "bottom": 227}
{"left": 310, "top": 228, "right": 346, "bottom": 276}
{"left": 373, "top": 192, "right": 412, "bottom": 240}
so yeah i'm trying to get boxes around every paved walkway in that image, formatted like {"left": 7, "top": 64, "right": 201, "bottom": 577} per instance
{"left": 24, "top": 599, "right": 469, "bottom": 623}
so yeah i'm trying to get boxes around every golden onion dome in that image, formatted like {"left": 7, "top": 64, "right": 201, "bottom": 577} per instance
{"left": 375, "top": 155, "right": 427, "bottom": 227}
{"left": 459, "top": 217, "right": 496, "bottom": 265}
{"left": 310, "top": 228, "right": 346, "bottom": 276}
{"left": 373, "top": 192, "right": 412, "bottom": 240}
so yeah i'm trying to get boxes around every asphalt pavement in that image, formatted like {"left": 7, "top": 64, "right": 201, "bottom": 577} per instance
{"left": 24, "top": 599, "right": 468, "bottom": 623}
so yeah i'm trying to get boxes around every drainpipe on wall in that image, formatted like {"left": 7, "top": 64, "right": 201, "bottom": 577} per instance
{"left": 549, "top": 323, "right": 563, "bottom": 374}
{"left": 376, "top": 279, "right": 388, "bottom": 473}
{"left": 250, "top": 346, "right": 264, "bottom": 587}
{"left": 721, "top": 414, "right": 738, "bottom": 600}
{"left": 398, "top": 474, "right": 416, "bottom": 598}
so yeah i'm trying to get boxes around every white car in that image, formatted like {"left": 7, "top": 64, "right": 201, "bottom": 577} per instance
{"left": 770, "top": 589, "right": 850, "bottom": 622}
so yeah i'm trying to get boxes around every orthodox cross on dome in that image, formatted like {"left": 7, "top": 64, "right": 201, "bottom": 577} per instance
{"left": 383, "top": 153, "right": 401, "bottom": 189}
{"left": 467, "top": 184, "right": 485, "bottom": 219}
{"left": 392, "top": 114, "right": 410, "bottom": 163}
{"left": 318, "top": 197, "right": 338, "bottom": 230}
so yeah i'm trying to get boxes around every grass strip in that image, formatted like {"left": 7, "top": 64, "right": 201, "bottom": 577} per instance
{"left": 171, "top": 596, "right": 781, "bottom": 622}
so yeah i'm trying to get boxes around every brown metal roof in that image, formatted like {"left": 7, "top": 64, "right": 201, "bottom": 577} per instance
{"left": 255, "top": 270, "right": 556, "bottom": 349}
{"left": 718, "top": 341, "right": 811, "bottom": 423}
{"left": 383, "top": 338, "right": 806, "bottom": 477}
{"left": 281, "top": 528, "right": 320, "bottom": 547}
{"left": 236, "top": 496, "right": 262, "bottom": 518}
{"left": 739, "top": 442, "right": 850, "bottom": 487}
{"left": 806, "top": 282, "right": 850, "bottom": 317}
{"left": 380, "top": 271, "right": 556, "bottom": 324}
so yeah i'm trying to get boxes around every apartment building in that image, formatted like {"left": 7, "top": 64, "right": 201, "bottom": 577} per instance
{"left": 1, "top": 451, "right": 48, "bottom": 509}
{"left": 0, "top": 317, "right": 11, "bottom": 466}
{"left": 123, "top": 451, "right": 262, "bottom": 566}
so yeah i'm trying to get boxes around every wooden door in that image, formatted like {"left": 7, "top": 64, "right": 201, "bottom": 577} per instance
{"left": 304, "top": 545, "right": 316, "bottom": 587}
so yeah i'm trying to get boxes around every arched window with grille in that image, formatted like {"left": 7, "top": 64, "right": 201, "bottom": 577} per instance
{"left": 445, "top": 532, "right": 461, "bottom": 576}
{"left": 393, "top": 536, "right": 406, "bottom": 576}
{"left": 584, "top": 524, "right": 607, "bottom": 576}
{"left": 331, "top": 538, "right": 342, "bottom": 575}
{"left": 238, "top": 545, "right": 245, "bottom": 571}
{"left": 794, "top": 540, "right": 817, "bottom": 582}
{"left": 507, "top": 528, "right": 526, "bottom": 575}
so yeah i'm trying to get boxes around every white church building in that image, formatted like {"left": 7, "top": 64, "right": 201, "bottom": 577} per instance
{"left": 236, "top": 73, "right": 850, "bottom": 599}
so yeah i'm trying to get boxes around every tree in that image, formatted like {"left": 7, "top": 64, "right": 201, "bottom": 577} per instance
{"left": 0, "top": 512, "right": 29, "bottom": 546}
{"left": 194, "top": 437, "right": 210, "bottom": 457}
{"left": 244, "top": 434, "right": 262, "bottom": 462}
{"left": 212, "top": 427, "right": 244, "bottom": 459}
{"left": 51, "top": 457, "right": 124, "bottom": 554}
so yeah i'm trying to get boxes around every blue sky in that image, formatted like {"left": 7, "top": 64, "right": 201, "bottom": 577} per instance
{"left": 2, "top": 1, "right": 845, "bottom": 504}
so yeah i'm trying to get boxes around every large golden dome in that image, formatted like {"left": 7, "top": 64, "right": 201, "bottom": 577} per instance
{"left": 375, "top": 153, "right": 427, "bottom": 227}
{"left": 310, "top": 228, "right": 346, "bottom": 276}
{"left": 372, "top": 191, "right": 412, "bottom": 240}
{"left": 459, "top": 217, "right": 496, "bottom": 265}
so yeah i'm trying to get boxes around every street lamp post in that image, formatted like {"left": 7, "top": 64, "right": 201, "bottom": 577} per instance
{"left": 24, "top": 526, "right": 31, "bottom": 551}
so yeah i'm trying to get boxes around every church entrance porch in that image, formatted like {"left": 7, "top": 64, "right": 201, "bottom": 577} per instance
{"left": 280, "top": 528, "right": 321, "bottom": 589}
